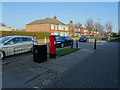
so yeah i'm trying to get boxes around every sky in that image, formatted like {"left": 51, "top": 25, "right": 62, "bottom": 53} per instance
{"left": 2, "top": 2, "right": 118, "bottom": 32}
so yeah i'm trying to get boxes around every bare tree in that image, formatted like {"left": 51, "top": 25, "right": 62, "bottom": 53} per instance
{"left": 105, "top": 21, "right": 113, "bottom": 34}
{"left": 85, "top": 18, "right": 94, "bottom": 35}
{"left": 94, "top": 22, "right": 105, "bottom": 34}
{"left": 75, "top": 22, "right": 82, "bottom": 28}
{"left": 94, "top": 22, "right": 100, "bottom": 31}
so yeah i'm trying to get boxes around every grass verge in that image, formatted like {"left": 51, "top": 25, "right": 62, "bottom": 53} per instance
{"left": 56, "top": 48, "right": 80, "bottom": 56}
{"left": 97, "top": 39, "right": 105, "bottom": 41}
{"left": 38, "top": 42, "right": 46, "bottom": 44}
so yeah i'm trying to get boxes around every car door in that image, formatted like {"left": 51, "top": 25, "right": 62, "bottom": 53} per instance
{"left": 68, "top": 37, "right": 71, "bottom": 45}
{"left": 3, "top": 40, "right": 15, "bottom": 56}
{"left": 64, "top": 37, "right": 70, "bottom": 46}
{"left": 21, "top": 37, "right": 33, "bottom": 52}
{"left": 66, "top": 37, "right": 72, "bottom": 46}
{"left": 10, "top": 37, "right": 25, "bottom": 54}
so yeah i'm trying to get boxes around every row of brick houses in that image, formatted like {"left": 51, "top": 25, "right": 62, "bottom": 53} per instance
{"left": 0, "top": 26, "right": 12, "bottom": 31}
{"left": 26, "top": 16, "right": 99, "bottom": 36}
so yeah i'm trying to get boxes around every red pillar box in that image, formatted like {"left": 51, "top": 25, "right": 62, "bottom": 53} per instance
{"left": 49, "top": 35, "right": 57, "bottom": 58}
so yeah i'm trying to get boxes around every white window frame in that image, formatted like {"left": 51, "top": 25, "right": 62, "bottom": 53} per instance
{"left": 84, "top": 30, "right": 88, "bottom": 32}
{"left": 51, "top": 25, "right": 54, "bottom": 29}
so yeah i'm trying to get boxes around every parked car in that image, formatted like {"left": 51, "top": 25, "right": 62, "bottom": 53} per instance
{"left": 0, "top": 36, "right": 38, "bottom": 59}
{"left": 83, "top": 35, "right": 89, "bottom": 38}
{"left": 56, "top": 36, "right": 73, "bottom": 48}
{"left": 79, "top": 36, "right": 88, "bottom": 42}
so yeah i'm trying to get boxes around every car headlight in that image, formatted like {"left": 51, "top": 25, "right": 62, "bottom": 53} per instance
{"left": 56, "top": 42, "right": 61, "bottom": 44}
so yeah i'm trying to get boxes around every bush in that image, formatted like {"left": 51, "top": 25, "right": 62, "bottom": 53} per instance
{"left": 90, "top": 35, "right": 94, "bottom": 36}
{"left": 101, "top": 38, "right": 106, "bottom": 40}
{"left": 1, "top": 31, "right": 51, "bottom": 39}
{"left": 71, "top": 35, "right": 79, "bottom": 37}
{"left": 113, "top": 35, "right": 119, "bottom": 37}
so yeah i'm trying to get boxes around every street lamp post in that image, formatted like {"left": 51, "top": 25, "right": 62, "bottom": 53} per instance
{"left": 98, "top": 18, "right": 100, "bottom": 36}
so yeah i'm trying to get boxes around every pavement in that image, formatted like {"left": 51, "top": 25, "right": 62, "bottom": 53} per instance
{"left": 45, "top": 42, "right": 119, "bottom": 88}
{"left": 2, "top": 42, "right": 118, "bottom": 88}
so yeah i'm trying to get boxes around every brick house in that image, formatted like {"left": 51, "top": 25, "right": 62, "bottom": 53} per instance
{"left": 26, "top": 16, "right": 69, "bottom": 36}
{"left": 80, "top": 25, "right": 101, "bottom": 36}
{"left": 67, "top": 21, "right": 80, "bottom": 36}
{"left": 90, "top": 30, "right": 100, "bottom": 36}
{"left": 0, "top": 26, "right": 12, "bottom": 31}
{"left": 67, "top": 22, "right": 90, "bottom": 36}
{"left": 77, "top": 24, "right": 89, "bottom": 35}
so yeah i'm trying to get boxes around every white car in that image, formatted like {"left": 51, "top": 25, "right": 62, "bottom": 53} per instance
{"left": 0, "top": 36, "right": 38, "bottom": 60}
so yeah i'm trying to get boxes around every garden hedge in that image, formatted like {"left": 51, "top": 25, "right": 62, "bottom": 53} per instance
{"left": 1, "top": 31, "right": 51, "bottom": 39}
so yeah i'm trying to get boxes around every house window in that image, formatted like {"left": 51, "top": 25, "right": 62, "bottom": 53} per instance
{"left": 64, "top": 26, "right": 68, "bottom": 31}
{"left": 51, "top": 25, "right": 54, "bottom": 29}
{"left": 84, "top": 30, "right": 88, "bottom": 32}
{"left": 58, "top": 25, "right": 63, "bottom": 30}
{"left": 58, "top": 25, "right": 68, "bottom": 31}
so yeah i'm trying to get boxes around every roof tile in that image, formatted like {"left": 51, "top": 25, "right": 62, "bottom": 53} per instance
{"left": 27, "top": 18, "right": 65, "bottom": 25}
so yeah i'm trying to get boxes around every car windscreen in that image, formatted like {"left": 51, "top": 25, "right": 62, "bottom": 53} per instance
{"left": 80, "top": 36, "right": 87, "bottom": 39}
{"left": 56, "top": 37, "right": 65, "bottom": 40}
{"left": 0, "top": 37, "right": 11, "bottom": 44}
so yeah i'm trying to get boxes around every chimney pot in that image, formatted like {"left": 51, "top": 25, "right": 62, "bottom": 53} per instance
{"left": 70, "top": 21, "right": 73, "bottom": 24}
{"left": 53, "top": 16, "right": 57, "bottom": 20}
{"left": 79, "top": 24, "right": 82, "bottom": 27}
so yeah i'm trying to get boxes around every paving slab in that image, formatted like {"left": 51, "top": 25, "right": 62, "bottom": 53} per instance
{"left": 27, "top": 67, "right": 48, "bottom": 75}
{"left": 38, "top": 62, "right": 69, "bottom": 73}
{"left": 3, "top": 75, "right": 23, "bottom": 88}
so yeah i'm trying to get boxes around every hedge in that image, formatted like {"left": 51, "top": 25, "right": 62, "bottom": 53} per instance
{"left": 1, "top": 31, "right": 51, "bottom": 39}
{"left": 71, "top": 35, "right": 79, "bottom": 37}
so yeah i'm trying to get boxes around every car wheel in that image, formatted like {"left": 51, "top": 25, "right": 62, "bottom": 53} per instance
{"left": 61, "top": 43, "right": 64, "bottom": 48}
{"left": 0, "top": 51, "right": 4, "bottom": 60}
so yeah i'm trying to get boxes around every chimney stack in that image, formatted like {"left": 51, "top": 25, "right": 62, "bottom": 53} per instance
{"left": 79, "top": 24, "right": 82, "bottom": 27}
{"left": 70, "top": 21, "right": 73, "bottom": 24}
{"left": 53, "top": 16, "right": 57, "bottom": 20}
